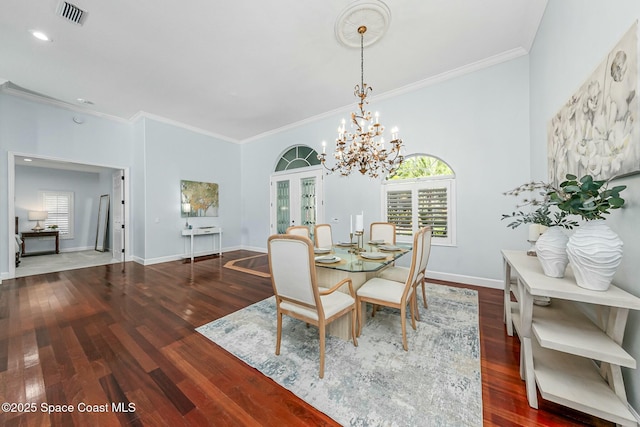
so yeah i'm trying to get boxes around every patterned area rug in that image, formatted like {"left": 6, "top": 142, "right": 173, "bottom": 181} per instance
{"left": 196, "top": 283, "right": 482, "bottom": 426}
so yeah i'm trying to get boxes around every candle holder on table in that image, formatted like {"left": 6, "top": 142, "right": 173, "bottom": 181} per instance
{"left": 355, "top": 230, "right": 364, "bottom": 253}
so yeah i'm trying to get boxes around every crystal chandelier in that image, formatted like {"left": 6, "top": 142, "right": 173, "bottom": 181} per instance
{"left": 318, "top": 25, "right": 403, "bottom": 178}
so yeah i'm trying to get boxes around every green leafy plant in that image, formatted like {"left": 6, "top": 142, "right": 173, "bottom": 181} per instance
{"left": 47, "top": 224, "right": 58, "bottom": 230}
{"left": 501, "top": 181, "right": 578, "bottom": 229}
{"left": 548, "top": 174, "right": 626, "bottom": 221}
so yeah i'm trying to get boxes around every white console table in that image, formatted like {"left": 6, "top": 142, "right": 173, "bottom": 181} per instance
{"left": 502, "top": 249, "right": 640, "bottom": 426}
{"left": 182, "top": 227, "right": 223, "bottom": 262}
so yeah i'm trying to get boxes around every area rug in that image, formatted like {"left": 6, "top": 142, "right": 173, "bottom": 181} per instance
{"left": 196, "top": 283, "right": 482, "bottom": 426}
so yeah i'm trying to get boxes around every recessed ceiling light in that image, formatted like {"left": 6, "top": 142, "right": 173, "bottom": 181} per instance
{"left": 23, "top": 158, "right": 33, "bottom": 162}
{"left": 30, "top": 30, "right": 52, "bottom": 42}
{"left": 76, "top": 98, "right": 94, "bottom": 105}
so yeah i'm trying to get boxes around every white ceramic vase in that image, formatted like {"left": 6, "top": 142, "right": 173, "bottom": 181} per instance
{"left": 535, "top": 226, "right": 569, "bottom": 278}
{"left": 536, "top": 227, "right": 569, "bottom": 277}
{"left": 566, "top": 221, "right": 623, "bottom": 291}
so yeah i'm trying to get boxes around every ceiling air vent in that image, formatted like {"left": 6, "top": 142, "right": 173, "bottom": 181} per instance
{"left": 56, "top": 1, "right": 87, "bottom": 25}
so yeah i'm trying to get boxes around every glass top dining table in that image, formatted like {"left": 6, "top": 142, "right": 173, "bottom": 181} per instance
{"left": 313, "top": 241, "right": 412, "bottom": 273}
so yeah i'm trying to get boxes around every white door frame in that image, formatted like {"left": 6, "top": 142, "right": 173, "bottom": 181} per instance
{"left": 6, "top": 151, "right": 131, "bottom": 279}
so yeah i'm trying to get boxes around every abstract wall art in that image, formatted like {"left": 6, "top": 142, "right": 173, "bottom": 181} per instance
{"left": 548, "top": 22, "right": 640, "bottom": 187}
{"left": 181, "top": 180, "right": 219, "bottom": 217}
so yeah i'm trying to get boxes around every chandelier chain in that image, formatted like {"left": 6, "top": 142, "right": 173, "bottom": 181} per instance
{"left": 318, "top": 24, "right": 404, "bottom": 178}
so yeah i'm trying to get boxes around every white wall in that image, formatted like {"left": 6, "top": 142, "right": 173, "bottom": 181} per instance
{"left": 15, "top": 165, "right": 110, "bottom": 252}
{"left": 241, "top": 56, "right": 532, "bottom": 284}
{"left": 530, "top": 0, "right": 640, "bottom": 412}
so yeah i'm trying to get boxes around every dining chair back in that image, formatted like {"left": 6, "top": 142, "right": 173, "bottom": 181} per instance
{"left": 314, "top": 223, "right": 333, "bottom": 248}
{"left": 415, "top": 227, "right": 432, "bottom": 309}
{"left": 285, "top": 225, "right": 310, "bottom": 238}
{"left": 374, "top": 227, "right": 433, "bottom": 317}
{"left": 356, "top": 227, "right": 428, "bottom": 351}
{"left": 370, "top": 222, "right": 396, "bottom": 244}
{"left": 267, "top": 234, "right": 358, "bottom": 378}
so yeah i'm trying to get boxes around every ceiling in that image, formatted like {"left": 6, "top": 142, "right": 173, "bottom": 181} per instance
{"left": 0, "top": 0, "right": 547, "bottom": 142}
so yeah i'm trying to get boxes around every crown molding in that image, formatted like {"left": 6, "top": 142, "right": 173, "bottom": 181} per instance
{"left": 0, "top": 82, "right": 130, "bottom": 124}
{"left": 129, "top": 111, "right": 239, "bottom": 144}
{"left": 240, "top": 47, "right": 528, "bottom": 144}
{"left": 372, "top": 47, "right": 528, "bottom": 102}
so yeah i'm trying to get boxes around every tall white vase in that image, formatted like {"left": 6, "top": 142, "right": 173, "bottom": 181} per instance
{"left": 566, "top": 221, "right": 623, "bottom": 291}
{"left": 535, "top": 226, "right": 569, "bottom": 278}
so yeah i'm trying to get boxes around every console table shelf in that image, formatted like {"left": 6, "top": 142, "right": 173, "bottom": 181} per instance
{"left": 20, "top": 230, "right": 60, "bottom": 256}
{"left": 181, "top": 227, "right": 222, "bottom": 263}
{"left": 502, "top": 249, "right": 640, "bottom": 426}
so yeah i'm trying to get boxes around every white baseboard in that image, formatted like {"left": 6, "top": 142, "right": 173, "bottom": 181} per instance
{"left": 244, "top": 245, "right": 267, "bottom": 253}
{"left": 139, "top": 254, "right": 184, "bottom": 266}
{"left": 425, "top": 270, "right": 502, "bottom": 289}
{"left": 59, "top": 246, "right": 100, "bottom": 253}
{"left": 137, "top": 245, "right": 243, "bottom": 266}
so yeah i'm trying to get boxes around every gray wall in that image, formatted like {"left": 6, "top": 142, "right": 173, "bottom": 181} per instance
{"left": 140, "top": 118, "right": 242, "bottom": 264}
{"left": 0, "top": 93, "right": 135, "bottom": 274}
{"left": 0, "top": 92, "right": 244, "bottom": 274}
{"left": 241, "top": 56, "right": 532, "bottom": 285}
{"left": 530, "top": 0, "right": 640, "bottom": 413}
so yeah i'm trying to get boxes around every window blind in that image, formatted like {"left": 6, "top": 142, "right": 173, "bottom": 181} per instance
{"left": 418, "top": 187, "right": 448, "bottom": 237}
{"left": 386, "top": 189, "right": 412, "bottom": 237}
{"left": 41, "top": 192, "right": 74, "bottom": 238}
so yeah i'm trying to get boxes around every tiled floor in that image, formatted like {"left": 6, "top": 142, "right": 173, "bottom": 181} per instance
{"left": 15, "top": 249, "right": 119, "bottom": 277}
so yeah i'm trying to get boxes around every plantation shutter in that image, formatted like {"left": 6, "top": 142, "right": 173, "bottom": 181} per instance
{"left": 386, "top": 189, "right": 412, "bottom": 237}
{"left": 41, "top": 192, "right": 74, "bottom": 238}
{"left": 383, "top": 177, "right": 455, "bottom": 246}
{"left": 418, "top": 187, "right": 448, "bottom": 238}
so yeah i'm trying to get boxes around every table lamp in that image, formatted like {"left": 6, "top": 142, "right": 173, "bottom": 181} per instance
{"left": 28, "top": 210, "right": 48, "bottom": 231}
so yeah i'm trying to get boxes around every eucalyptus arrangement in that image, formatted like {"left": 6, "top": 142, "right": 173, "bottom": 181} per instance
{"left": 501, "top": 180, "right": 578, "bottom": 230}
{"left": 547, "top": 174, "right": 626, "bottom": 220}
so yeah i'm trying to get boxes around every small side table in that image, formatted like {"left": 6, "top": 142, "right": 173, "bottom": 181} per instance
{"left": 181, "top": 227, "right": 223, "bottom": 262}
{"left": 21, "top": 230, "right": 60, "bottom": 256}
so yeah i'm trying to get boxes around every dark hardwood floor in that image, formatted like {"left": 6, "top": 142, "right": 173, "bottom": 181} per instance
{"left": 0, "top": 250, "right": 615, "bottom": 426}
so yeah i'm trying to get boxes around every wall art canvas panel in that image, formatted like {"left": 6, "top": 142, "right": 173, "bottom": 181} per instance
{"left": 181, "top": 180, "right": 219, "bottom": 217}
{"left": 548, "top": 22, "right": 640, "bottom": 187}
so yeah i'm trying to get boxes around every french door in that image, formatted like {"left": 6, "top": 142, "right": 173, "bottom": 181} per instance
{"left": 270, "top": 168, "right": 323, "bottom": 238}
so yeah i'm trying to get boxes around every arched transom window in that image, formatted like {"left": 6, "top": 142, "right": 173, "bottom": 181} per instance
{"left": 275, "top": 145, "right": 321, "bottom": 172}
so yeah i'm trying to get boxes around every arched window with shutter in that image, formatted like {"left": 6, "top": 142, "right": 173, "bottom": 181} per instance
{"left": 382, "top": 155, "right": 456, "bottom": 246}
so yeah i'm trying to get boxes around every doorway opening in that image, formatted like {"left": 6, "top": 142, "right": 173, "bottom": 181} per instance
{"left": 8, "top": 152, "right": 130, "bottom": 279}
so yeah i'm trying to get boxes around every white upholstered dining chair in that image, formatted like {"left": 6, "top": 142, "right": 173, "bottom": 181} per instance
{"left": 314, "top": 223, "right": 333, "bottom": 248}
{"left": 267, "top": 234, "right": 358, "bottom": 378}
{"left": 356, "top": 227, "right": 430, "bottom": 351}
{"left": 285, "top": 225, "right": 310, "bottom": 238}
{"left": 377, "top": 227, "right": 433, "bottom": 317}
{"left": 369, "top": 222, "right": 396, "bottom": 244}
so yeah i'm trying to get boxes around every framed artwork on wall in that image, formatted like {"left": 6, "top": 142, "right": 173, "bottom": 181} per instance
{"left": 547, "top": 21, "right": 640, "bottom": 187}
{"left": 181, "top": 180, "right": 219, "bottom": 217}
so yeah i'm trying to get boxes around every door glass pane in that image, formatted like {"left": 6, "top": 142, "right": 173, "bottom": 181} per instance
{"left": 276, "top": 180, "right": 290, "bottom": 234}
{"left": 300, "top": 177, "right": 316, "bottom": 238}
